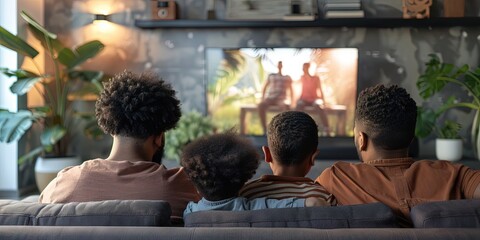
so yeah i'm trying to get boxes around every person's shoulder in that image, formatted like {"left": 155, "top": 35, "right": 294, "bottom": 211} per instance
{"left": 330, "top": 160, "right": 363, "bottom": 168}
{"left": 413, "top": 159, "right": 464, "bottom": 169}
{"left": 243, "top": 176, "right": 264, "bottom": 186}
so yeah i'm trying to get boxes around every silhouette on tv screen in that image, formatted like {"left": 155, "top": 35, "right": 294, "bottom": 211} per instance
{"left": 206, "top": 48, "right": 358, "bottom": 137}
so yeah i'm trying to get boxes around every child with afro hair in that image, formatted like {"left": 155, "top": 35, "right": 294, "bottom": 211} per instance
{"left": 182, "top": 131, "right": 325, "bottom": 217}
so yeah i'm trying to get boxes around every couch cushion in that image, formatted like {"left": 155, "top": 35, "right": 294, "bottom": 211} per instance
{"left": 184, "top": 202, "right": 397, "bottom": 228}
{"left": 0, "top": 199, "right": 171, "bottom": 226}
{"left": 411, "top": 199, "right": 480, "bottom": 228}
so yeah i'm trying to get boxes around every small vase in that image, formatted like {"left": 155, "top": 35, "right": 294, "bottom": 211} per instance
{"left": 35, "top": 156, "right": 81, "bottom": 192}
{"left": 435, "top": 138, "right": 463, "bottom": 162}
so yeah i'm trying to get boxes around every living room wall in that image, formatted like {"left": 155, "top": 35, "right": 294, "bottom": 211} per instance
{"left": 43, "top": 0, "right": 480, "bottom": 159}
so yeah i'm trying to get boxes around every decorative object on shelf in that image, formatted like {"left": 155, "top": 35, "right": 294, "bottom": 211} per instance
{"left": 151, "top": 0, "right": 177, "bottom": 20}
{"left": 226, "top": 0, "right": 314, "bottom": 20}
{"left": 402, "top": 0, "right": 432, "bottom": 19}
{"left": 416, "top": 54, "right": 480, "bottom": 160}
{"left": 443, "top": 0, "right": 465, "bottom": 17}
{"left": 164, "top": 111, "right": 215, "bottom": 162}
{"left": 0, "top": 11, "right": 105, "bottom": 167}
{"left": 206, "top": 0, "right": 216, "bottom": 20}
{"left": 321, "top": 0, "right": 365, "bottom": 19}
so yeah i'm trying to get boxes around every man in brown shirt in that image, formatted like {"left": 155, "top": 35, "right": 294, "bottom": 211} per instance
{"left": 316, "top": 84, "right": 480, "bottom": 226}
{"left": 40, "top": 71, "right": 200, "bottom": 220}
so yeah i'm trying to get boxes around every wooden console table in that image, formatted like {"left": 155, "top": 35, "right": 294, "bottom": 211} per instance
{"left": 239, "top": 104, "right": 347, "bottom": 135}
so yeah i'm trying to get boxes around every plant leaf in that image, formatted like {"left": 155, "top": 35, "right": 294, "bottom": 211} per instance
{"left": 0, "top": 109, "right": 34, "bottom": 143}
{"left": 20, "top": 11, "right": 57, "bottom": 39}
{"left": 438, "top": 120, "right": 461, "bottom": 139}
{"left": 68, "top": 70, "right": 104, "bottom": 82}
{"left": 10, "top": 76, "right": 43, "bottom": 95}
{"left": 0, "top": 68, "right": 39, "bottom": 78}
{"left": 26, "top": 23, "right": 63, "bottom": 53}
{"left": 0, "top": 26, "right": 39, "bottom": 58}
{"left": 415, "top": 107, "right": 436, "bottom": 138}
{"left": 18, "top": 146, "right": 44, "bottom": 166}
{"left": 1, "top": 68, "right": 45, "bottom": 97}
{"left": 58, "top": 41, "right": 104, "bottom": 69}
{"left": 57, "top": 48, "right": 78, "bottom": 68}
{"left": 40, "top": 125, "right": 66, "bottom": 147}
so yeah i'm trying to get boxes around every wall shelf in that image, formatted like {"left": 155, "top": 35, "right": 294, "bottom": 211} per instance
{"left": 135, "top": 17, "right": 480, "bottom": 29}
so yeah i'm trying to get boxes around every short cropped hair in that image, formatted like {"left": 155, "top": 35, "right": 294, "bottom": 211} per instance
{"left": 267, "top": 111, "right": 318, "bottom": 165}
{"left": 96, "top": 71, "right": 181, "bottom": 139}
{"left": 355, "top": 84, "right": 417, "bottom": 150}
{"left": 180, "top": 132, "right": 260, "bottom": 201}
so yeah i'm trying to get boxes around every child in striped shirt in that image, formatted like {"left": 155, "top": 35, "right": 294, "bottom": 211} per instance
{"left": 239, "top": 111, "right": 336, "bottom": 205}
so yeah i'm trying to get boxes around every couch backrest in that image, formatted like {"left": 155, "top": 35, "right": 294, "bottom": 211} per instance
{"left": 0, "top": 199, "right": 172, "bottom": 226}
{"left": 184, "top": 202, "right": 398, "bottom": 228}
{"left": 411, "top": 199, "right": 480, "bottom": 228}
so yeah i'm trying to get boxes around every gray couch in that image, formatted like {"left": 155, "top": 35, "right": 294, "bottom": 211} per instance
{"left": 0, "top": 198, "right": 479, "bottom": 239}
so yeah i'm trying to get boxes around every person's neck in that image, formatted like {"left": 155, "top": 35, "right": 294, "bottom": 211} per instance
{"left": 106, "top": 136, "right": 150, "bottom": 162}
{"left": 362, "top": 148, "right": 410, "bottom": 162}
{"left": 272, "top": 165, "right": 306, "bottom": 178}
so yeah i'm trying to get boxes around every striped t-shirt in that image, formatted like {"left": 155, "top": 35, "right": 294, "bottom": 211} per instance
{"left": 239, "top": 175, "right": 337, "bottom": 206}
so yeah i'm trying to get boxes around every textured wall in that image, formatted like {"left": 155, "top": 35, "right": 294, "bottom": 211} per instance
{"left": 44, "top": 0, "right": 480, "bottom": 159}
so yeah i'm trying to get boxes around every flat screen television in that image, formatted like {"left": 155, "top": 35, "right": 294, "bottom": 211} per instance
{"left": 206, "top": 47, "right": 358, "bottom": 137}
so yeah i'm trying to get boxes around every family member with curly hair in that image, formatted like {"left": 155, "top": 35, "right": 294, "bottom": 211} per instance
{"left": 240, "top": 111, "right": 335, "bottom": 206}
{"left": 39, "top": 71, "right": 200, "bottom": 221}
{"left": 316, "top": 84, "right": 480, "bottom": 227}
{"left": 181, "top": 132, "right": 325, "bottom": 217}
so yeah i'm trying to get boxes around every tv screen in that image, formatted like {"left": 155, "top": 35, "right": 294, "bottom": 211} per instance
{"left": 206, "top": 47, "right": 358, "bottom": 137}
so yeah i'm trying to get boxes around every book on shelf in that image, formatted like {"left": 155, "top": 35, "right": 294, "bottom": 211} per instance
{"left": 324, "top": 3, "right": 362, "bottom": 10}
{"left": 282, "top": 14, "right": 316, "bottom": 21}
{"left": 324, "top": 10, "right": 365, "bottom": 18}
{"left": 323, "top": 0, "right": 361, "bottom": 2}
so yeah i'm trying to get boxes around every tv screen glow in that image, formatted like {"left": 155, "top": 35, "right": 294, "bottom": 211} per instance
{"left": 206, "top": 47, "right": 358, "bottom": 137}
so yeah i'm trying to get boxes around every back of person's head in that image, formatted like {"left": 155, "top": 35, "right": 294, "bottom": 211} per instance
{"left": 267, "top": 111, "right": 318, "bottom": 165}
{"left": 96, "top": 70, "right": 181, "bottom": 139}
{"left": 180, "top": 132, "right": 260, "bottom": 201}
{"left": 355, "top": 84, "right": 417, "bottom": 150}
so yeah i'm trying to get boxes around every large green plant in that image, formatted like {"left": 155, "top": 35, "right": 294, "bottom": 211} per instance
{"left": 415, "top": 54, "right": 480, "bottom": 154}
{"left": 0, "top": 11, "right": 105, "bottom": 164}
{"left": 164, "top": 111, "right": 215, "bottom": 162}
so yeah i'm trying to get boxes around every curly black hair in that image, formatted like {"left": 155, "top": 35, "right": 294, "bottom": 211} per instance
{"left": 267, "top": 111, "right": 318, "bottom": 165}
{"left": 355, "top": 84, "right": 417, "bottom": 150}
{"left": 96, "top": 71, "right": 181, "bottom": 139}
{"left": 180, "top": 132, "right": 260, "bottom": 201}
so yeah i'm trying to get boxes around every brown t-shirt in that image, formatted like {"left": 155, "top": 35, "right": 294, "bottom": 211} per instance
{"left": 316, "top": 158, "right": 480, "bottom": 226}
{"left": 39, "top": 159, "right": 200, "bottom": 219}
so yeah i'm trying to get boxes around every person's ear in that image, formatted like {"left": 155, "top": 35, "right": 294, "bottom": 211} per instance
{"left": 154, "top": 133, "right": 164, "bottom": 149}
{"left": 262, "top": 146, "right": 273, "bottom": 163}
{"left": 359, "top": 131, "right": 368, "bottom": 151}
{"left": 310, "top": 149, "right": 319, "bottom": 166}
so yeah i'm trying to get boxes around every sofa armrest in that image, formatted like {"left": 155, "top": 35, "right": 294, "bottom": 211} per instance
{"left": 0, "top": 199, "right": 172, "bottom": 226}
{"left": 411, "top": 199, "right": 480, "bottom": 228}
{"left": 184, "top": 202, "right": 397, "bottom": 228}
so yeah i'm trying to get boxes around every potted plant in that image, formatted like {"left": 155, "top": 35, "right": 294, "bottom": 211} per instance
{"left": 0, "top": 11, "right": 105, "bottom": 190}
{"left": 164, "top": 111, "right": 216, "bottom": 162}
{"left": 416, "top": 54, "right": 480, "bottom": 159}
{"left": 435, "top": 120, "right": 463, "bottom": 161}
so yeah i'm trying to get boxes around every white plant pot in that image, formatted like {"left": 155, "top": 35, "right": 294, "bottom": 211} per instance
{"left": 435, "top": 138, "right": 463, "bottom": 162}
{"left": 35, "top": 156, "right": 81, "bottom": 192}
